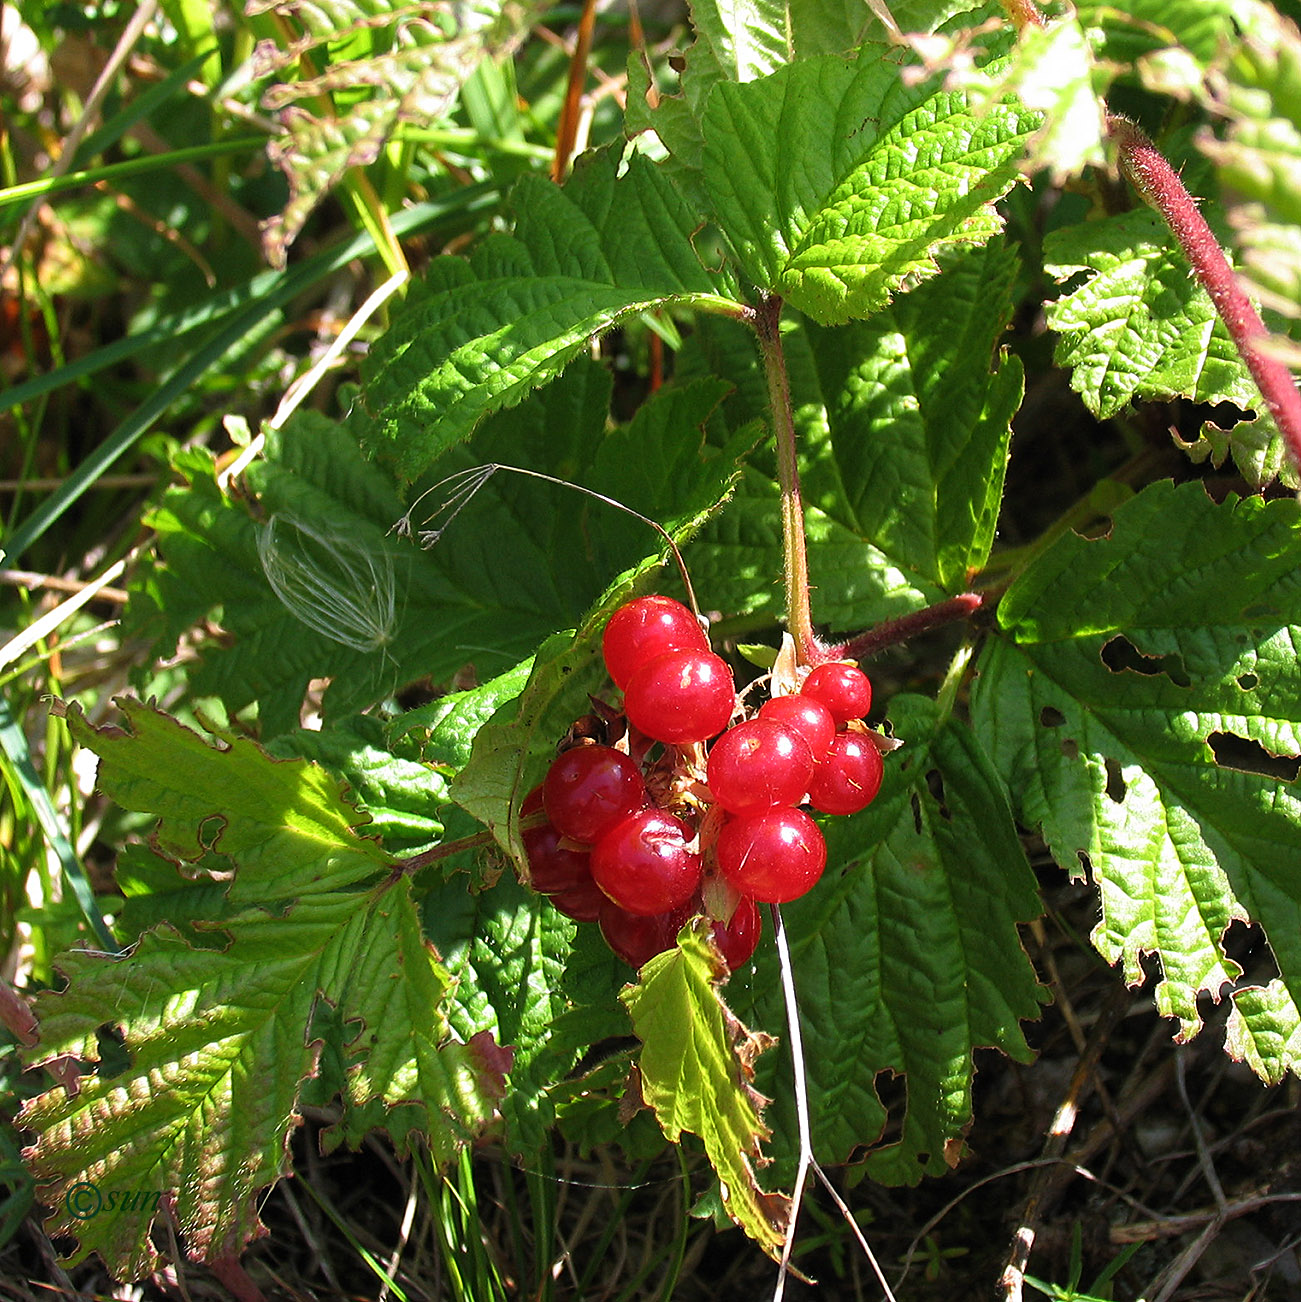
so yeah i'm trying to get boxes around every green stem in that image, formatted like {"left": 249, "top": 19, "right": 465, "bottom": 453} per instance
{"left": 0, "top": 137, "right": 264, "bottom": 210}
{"left": 752, "top": 295, "right": 819, "bottom": 664}
{"left": 1108, "top": 115, "right": 1301, "bottom": 474}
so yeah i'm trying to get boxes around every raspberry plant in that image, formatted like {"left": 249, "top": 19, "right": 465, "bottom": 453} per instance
{"left": 8, "top": 0, "right": 1301, "bottom": 1292}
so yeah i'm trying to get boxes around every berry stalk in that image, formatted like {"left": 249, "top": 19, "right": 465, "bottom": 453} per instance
{"left": 822, "top": 592, "right": 985, "bottom": 663}
{"left": 753, "top": 294, "right": 819, "bottom": 665}
{"left": 1106, "top": 115, "right": 1301, "bottom": 474}
{"left": 999, "top": 0, "right": 1046, "bottom": 30}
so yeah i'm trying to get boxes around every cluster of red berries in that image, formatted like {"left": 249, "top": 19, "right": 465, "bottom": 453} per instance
{"left": 519, "top": 596, "right": 884, "bottom": 970}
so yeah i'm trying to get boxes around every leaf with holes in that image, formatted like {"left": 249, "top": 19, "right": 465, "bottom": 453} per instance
{"left": 971, "top": 480, "right": 1301, "bottom": 1081}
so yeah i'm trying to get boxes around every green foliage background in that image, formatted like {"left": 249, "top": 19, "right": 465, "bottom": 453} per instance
{"left": 2, "top": 0, "right": 1300, "bottom": 1289}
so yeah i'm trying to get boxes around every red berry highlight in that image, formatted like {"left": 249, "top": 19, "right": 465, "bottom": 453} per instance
{"left": 807, "top": 732, "right": 884, "bottom": 816}
{"left": 623, "top": 648, "right": 735, "bottom": 745}
{"left": 758, "top": 694, "right": 836, "bottom": 761}
{"left": 591, "top": 808, "right": 702, "bottom": 916}
{"left": 715, "top": 807, "right": 826, "bottom": 903}
{"left": 602, "top": 595, "right": 707, "bottom": 690}
{"left": 706, "top": 717, "right": 814, "bottom": 814}
{"left": 800, "top": 662, "right": 872, "bottom": 725}
{"left": 543, "top": 745, "right": 646, "bottom": 844}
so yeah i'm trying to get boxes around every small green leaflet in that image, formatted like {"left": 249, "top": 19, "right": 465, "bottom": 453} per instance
{"left": 358, "top": 145, "right": 740, "bottom": 477}
{"left": 622, "top": 921, "right": 790, "bottom": 1259}
{"left": 971, "top": 481, "right": 1301, "bottom": 1081}
{"left": 733, "top": 696, "right": 1045, "bottom": 1183}
{"left": 1044, "top": 205, "right": 1263, "bottom": 421}
{"left": 22, "top": 700, "right": 508, "bottom": 1279}
{"left": 701, "top": 48, "right": 1040, "bottom": 325}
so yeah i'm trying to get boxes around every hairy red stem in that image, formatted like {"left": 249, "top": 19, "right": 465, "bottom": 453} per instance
{"left": 999, "top": 0, "right": 1046, "bottom": 30}
{"left": 1108, "top": 116, "right": 1301, "bottom": 474}
{"left": 820, "top": 593, "right": 985, "bottom": 664}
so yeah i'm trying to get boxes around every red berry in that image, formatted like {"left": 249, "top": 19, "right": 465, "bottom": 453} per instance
{"left": 522, "top": 821, "right": 594, "bottom": 894}
{"left": 800, "top": 662, "right": 872, "bottom": 725}
{"left": 807, "top": 732, "right": 884, "bottom": 816}
{"left": 519, "top": 786, "right": 592, "bottom": 894}
{"left": 591, "top": 809, "right": 702, "bottom": 916}
{"left": 711, "top": 897, "right": 762, "bottom": 969}
{"left": 758, "top": 694, "right": 836, "bottom": 762}
{"left": 543, "top": 745, "right": 647, "bottom": 845}
{"left": 599, "top": 899, "right": 691, "bottom": 968}
{"left": 706, "top": 718, "right": 814, "bottom": 815}
{"left": 549, "top": 874, "right": 608, "bottom": 922}
{"left": 603, "top": 595, "right": 708, "bottom": 690}
{"left": 715, "top": 807, "right": 826, "bottom": 903}
{"left": 623, "top": 648, "right": 735, "bottom": 744}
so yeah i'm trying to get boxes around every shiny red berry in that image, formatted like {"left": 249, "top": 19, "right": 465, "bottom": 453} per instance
{"left": 623, "top": 648, "right": 735, "bottom": 745}
{"left": 807, "top": 732, "right": 884, "bottom": 816}
{"left": 591, "top": 808, "right": 702, "bottom": 916}
{"left": 602, "top": 595, "right": 707, "bottom": 690}
{"left": 800, "top": 662, "right": 872, "bottom": 725}
{"left": 706, "top": 718, "right": 814, "bottom": 814}
{"left": 543, "top": 745, "right": 646, "bottom": 845}
{"left": 715, "top": 807, "right": 826, "bottom": 903}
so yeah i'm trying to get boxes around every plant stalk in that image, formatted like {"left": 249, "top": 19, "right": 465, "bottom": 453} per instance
{"left": 753, "top": 296, "right": 819, "bottom": 664}
{"left": 999, "top": 0, "right": 1046, "bottom": 30}
{"left": 823, "top": 593, "right": 985, "bottom": 663}
{"left": 1107, "top": 116, "right": 1301, "bottom": 474}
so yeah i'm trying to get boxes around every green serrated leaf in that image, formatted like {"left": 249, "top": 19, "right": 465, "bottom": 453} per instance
{"left": 1044, "top": 205, "right": 1267, "bottom": 419}
{"left": 971, "top": 481, "right": 1301, "bottom": 1080}
{"left": 268, "top": 714, "right": 445, "bottom": 852}
{"left": 358, "top": 146, "right": 739, "bottom": 476}
{"left": 735, "top": 697, "right": 1044, "bottom": 1183}
{"left": 422, "top": 876, "right": 629, "bottom": 1151}
{"left": 23, "top": 701, "right": 506, "bottom": 1278}
{"left": 701, "top": 48, "right": 1040, "bottom": 324}
{"left": 805, "top": 242, "right": 1023, "bottom": 589}
{"left": 622, "top": 921, "right": 790, "bottom": 1259}
{"left": 129, "top": 372, "right": 738, "bottom": 735}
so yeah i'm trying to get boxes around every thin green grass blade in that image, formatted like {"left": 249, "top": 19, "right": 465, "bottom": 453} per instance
{"left": 296, "top": 1174, "right": 409, "bottom": 1301}
{"left": 0, "top": 694, "right": 115, "bottom": 952}
{"left": 67, "top": 49, "right": 215, "bottom": 167}
{"left": 0, "top": 185, "right": 498, "bottom": 569}
{"left": 0, "top": 137, "right": 265, "bottom": 212}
